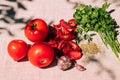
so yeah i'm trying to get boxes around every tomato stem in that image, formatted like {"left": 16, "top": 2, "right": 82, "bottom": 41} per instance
{"left": 31, "top": 24, "right": 36, "bottom": 30}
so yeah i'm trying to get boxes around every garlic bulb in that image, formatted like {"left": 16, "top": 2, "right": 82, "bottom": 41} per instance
{"left": 57, "top": 56, "right": 72, "bottom": 71}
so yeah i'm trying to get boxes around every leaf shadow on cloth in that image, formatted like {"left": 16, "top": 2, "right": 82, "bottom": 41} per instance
{"left": 0, "top": 0, "right": 33, "bottom": 36}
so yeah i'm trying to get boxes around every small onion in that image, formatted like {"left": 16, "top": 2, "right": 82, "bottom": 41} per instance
{"left": 57, "top": 56, "right": 72, "bottom": 71}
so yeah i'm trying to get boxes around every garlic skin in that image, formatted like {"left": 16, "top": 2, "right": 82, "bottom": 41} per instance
{"left": 75, "top": 64, "right": 86, "bottom": 71}
{"left": 57, "top": 56, "right": 72, "bottom": 71}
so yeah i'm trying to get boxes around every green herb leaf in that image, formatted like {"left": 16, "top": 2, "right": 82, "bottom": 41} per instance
{"left": 76, "top": 27, "right": 83, "bottom": 34}
{"left": 102, "top": 2, "right": 110, "bottom": 10}
{"left": 83, "top": 34, "right": 92, "bottom": 41}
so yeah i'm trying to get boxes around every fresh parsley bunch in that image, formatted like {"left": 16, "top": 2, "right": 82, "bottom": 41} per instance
{"left": 73, "top": 2, "right": 120, "bottom": 59}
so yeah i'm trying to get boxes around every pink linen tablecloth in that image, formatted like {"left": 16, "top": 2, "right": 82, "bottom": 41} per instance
{"left": 0, "top": 0, "right": 120, "bottom": 80}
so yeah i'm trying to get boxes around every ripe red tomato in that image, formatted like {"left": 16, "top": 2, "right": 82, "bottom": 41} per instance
{"left": 7, "top": 39, "right": 28, "bottom": 61}
{"left": 24, "top": 18, "right": 49, "bottom": 42}
{"left": 28, "top": 42, "right": 54, "bottom": 68}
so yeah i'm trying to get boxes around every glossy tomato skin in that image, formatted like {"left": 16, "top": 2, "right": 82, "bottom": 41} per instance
{"left": 28, "top": 42, "right": 54, "bottom": 68}
{"left": 24, "top": 18, "right": 49, "bottom": 42}
{"left": 7, "top": 39, "right": 28, "bottom": 61}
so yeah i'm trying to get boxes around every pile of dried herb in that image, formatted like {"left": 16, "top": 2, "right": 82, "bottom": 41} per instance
{"left": 80, "top": 41, "right": 100, "bottom": 54}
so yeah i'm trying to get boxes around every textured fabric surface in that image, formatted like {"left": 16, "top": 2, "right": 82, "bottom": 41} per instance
{"left": 0, "top": 0, "right": 120, "bottom": 80}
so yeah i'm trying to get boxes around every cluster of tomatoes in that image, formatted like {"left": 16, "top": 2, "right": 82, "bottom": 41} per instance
{"left": 7, "top": 18, "right": 83, "bottom": 68}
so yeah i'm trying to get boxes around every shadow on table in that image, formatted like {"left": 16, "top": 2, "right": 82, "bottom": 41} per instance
{"left": 0, "top": 0, "right": 33, "bottom": 36}
{"left": 86, "top": 57, "right": 116, "bottom": 80}
{"left": 66, "top": 0, "right": 120, "bottom": 9}
{"left": 0, "top": 0, "right": 56, "bottom": 37}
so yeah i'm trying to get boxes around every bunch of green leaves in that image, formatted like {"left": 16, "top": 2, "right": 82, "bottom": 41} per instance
{"left": 73, "top": 2, "right": 120, "bottom": 59}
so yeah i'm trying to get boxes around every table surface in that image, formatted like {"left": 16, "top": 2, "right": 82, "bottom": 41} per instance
{"left": 0, "top": 0, "right": 120, "bottom": 80}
